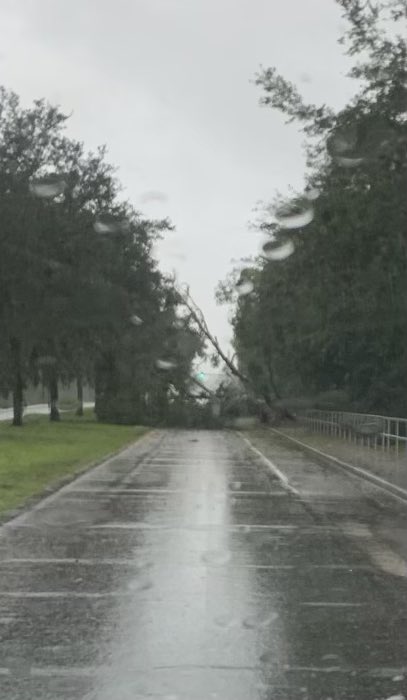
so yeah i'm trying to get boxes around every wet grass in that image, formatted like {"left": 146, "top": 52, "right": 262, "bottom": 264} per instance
{"left": 0, "top": 410, "right": 149, "bottom": 514}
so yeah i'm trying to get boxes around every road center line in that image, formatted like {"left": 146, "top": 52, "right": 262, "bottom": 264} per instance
{"left": 300, "top": 601, "right": 364, "bottom": 607}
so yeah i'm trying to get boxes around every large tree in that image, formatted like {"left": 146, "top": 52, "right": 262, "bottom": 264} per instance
{"left": 219, "top": 0, "right": 407, "bottom": 416}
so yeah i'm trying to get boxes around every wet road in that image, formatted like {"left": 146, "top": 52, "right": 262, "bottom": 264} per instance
{"left": 0, "top": 429, "right": 406, "bottom": 700}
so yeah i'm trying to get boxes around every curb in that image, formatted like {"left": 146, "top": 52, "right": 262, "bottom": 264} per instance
{"left": 0, "top": 429, "right": 155, "bottom": 528}
{"left": 270, "top": 427, "right": 407, "bottom": 506}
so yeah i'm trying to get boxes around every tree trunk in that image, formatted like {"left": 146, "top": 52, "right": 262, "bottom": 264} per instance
{"left": 49, "top": 376, "right": 60, "bottom": 421}
{"left": 76, "top": 375, "right": 84, "bottom": 416}
{"left": 11, "top": 337, "right": 24, "bottom": 427}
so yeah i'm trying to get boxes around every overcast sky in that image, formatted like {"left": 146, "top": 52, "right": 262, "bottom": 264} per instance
{"left": 0, "top": 0, "right": 357, "bottom": 354}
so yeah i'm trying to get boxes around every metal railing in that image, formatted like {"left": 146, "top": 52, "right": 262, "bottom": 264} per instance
{"left": 298, "top": 409, "right": 407, "bottom": 457}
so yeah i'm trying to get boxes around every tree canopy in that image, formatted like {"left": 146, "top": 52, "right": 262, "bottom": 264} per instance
{"left": 0, "top": 87, "right": 205, "bottom": 425}
{"left": 218, "top": 0, "right": 407, "bottom": 417}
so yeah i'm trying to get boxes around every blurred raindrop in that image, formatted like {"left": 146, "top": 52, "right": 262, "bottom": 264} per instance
{"left": 37, "top": 355, "right": 57, "bottom": 366}
{"left": 128, "top": 577, "right": 154, "bottom": 593}
{"left": 202, "top": 549, "right": 231, "bottom": 566}
{"left": 130, "top": 315, "right": 143, "bottom": 326}
{"left": 262, "top": 239, "right": 295, "bottom": 261}
{"left": 94, "top": 214, "right": 127, "bottom": 234}
{"left": 173, "top": 318, "right": 185, "bottom": 329}
{"left": 304, "top": 186, "right": 320, "bottom": 201}
{"left": 334, "top": 156, "right": 364, "bottom": 168}
{"left": 327, "top": 127, "right": 358, "bottom": 156}
{"left": 235, "top": 278, "right": 254, "bottom": 297}
{"left": 242, "top": 611, "right": 278, "bottom": 629}
{"left": 29, "top": 174, "right": 66, "bottom": 199}
{"left": 213, "top": 613, "right": 236, "bottom": 628}
{"left": 156, "top": 359, "right": 177, "bottom": 370}
{"left": 327, "top": 125, "right": 365, "bottom": 167}
{"left": 275, "top": 204, "right": 314, "bottom": 229}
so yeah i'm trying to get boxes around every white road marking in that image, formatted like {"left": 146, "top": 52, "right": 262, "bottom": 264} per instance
{"left": 270, "top": 427, "right": 407, "bottom": 505}
{"left": 300, "top": 601, "right": 363, "bottom": 607}
{"left": 30, "top": 666, "right": 97, "bottom": 678}
{"left": 90, "top": 522, "right": 299, "bottom": 530}
{"left": 0, "top": 591, "right": 131, "bottom": 598}
{"left": 0, "top": 558, "right": 140, "bottom": 566}
{"left": 341, "top": 522, "right": 407, "bottom": 578}
{"left": 0, "top": 430, "right": 156, "bottom": 531}
{"left": 62, "top": 488, "right": 288, "bottom": 497}
{"left": 238, "top": 434, "right": 300, "bottom": 496}
{"left": 284, "top": 665, "right": 344, "bottom": 673}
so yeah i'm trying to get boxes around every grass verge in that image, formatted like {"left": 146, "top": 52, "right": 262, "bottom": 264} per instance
{"left": 0, "top": 409, "right": 149, "bottom": 515}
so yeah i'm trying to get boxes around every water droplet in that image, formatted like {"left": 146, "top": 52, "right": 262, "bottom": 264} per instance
{"left": 213, "top": 613, "right": 235, "bottom": 628}
{"left": 262, "top": 239, "right": 295, "bottom": 261}
{"left": 131, "top": 315, "right": 143, "bottom": 326}
{"left": 29, "top": 174, "right": 66, "bottom": 199}
{"left": 94, "top": 214, "right": 127, "bottom": 234}
{"left": 173, "top": 319, "right": 184, "bottom": 329}
{"left": 37, "top": 355, "right": 57, "bottom": 366}
{"left": 393, "top": 675, "right": 404, "bottom": 682}
{"left": 202, "top": 549, "right": 231, "bottom": 566}
{"left": 231, "top": 480, "right": 242, "bottom": 490}
{"left": 304, "top": 186, "right": 320, "bottom": 201}
{"left": 327, "top": 127, "right": 357, "bottom": 156}
{"left": 242, "top": 611, "right": 278, "bottom": 629}
{"left": 384, "top": 695, "right": 405, "bottom": 700}
{"left": 235, "top": 279, "right": 254, "bottom": 296}
{"left": 255, "top": 679, "right": 269, "bottom": 692}
{"left": 275, "top": 205, "right": 314, "bottom": 229}
{"left": 128, "top": 577, "right": 153, "bottom": 592}
{"left": 156, "top": 359, "right": 177, "bottom": 370}
{"left": 334, "top": 156, "right": 364, "bottom": 168}
{"left": 322, "top": 653, "right": 340, "bottom": 662}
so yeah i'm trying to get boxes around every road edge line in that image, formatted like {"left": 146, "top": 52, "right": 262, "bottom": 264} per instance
{"left": 0, "top": 429, "right": 157, "bottom": 529}
{"left": 238, "top": 432, "right": 300, "bottom": 496}
{"left": 270, "top": 427, "right": 407, "bottom": 505}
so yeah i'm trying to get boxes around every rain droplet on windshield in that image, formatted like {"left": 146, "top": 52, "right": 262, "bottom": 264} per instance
{"left": 242, "top": 611, "right": 278, "bottom": 629}
{"left": 202, "top": 549, "right": 231, "bottom": 565}
{"left": 213, "top": 613, "right": 236, "bottom": 628}
{"left": 275, "top": 204, "right": 314, "bottom": 229}
{"left": 327, "top": 127, "right": 358, "bottom": 155}
{"left": 130, "top": 315, "right": 143, "bottom": 326}
{"left": 235, "top": 278, "right": 254, "bottom": 297}
{"left": 173, "top": 318, "right": 185, "bottom": 329}
{"left": 304, "top": 186, "right": 320, "bottom": 201}
{"left": 94, "top": 214, "right": 127, "bottom": 234}
{"left": 37, "top": 355, "right": 57, "bottom": 366}
{"left": 335, "top": 155, "right": 364, "bottom": 168}
{"left": 262, "top": 239, "right": 295, "bottom": 261}
{"left": 156, "top": 359, "right": 177, "bottom": 370}
{"left": 128, "top": 577, "right": 153, "bottom": 592}
{"left": 327, "top": 126, "right": 364, "bottom": 167}
{"left": 29, "top": 174, "right": 67, "bottom": 199}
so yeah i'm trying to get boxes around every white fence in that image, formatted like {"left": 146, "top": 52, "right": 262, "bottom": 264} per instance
{"left": 298, "top": 409, "right": 407, "bottom": 457}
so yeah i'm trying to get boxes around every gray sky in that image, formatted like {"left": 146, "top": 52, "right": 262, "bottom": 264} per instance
{"left": 0, "top": 0, "right": 356, "bottom": 350}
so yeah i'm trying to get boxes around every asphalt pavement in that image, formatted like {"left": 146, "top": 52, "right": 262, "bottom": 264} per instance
{"left": 0, "top": 429, "right": 406, "bottom": 700}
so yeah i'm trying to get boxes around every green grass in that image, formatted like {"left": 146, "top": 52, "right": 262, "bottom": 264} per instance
{"left": 0, "top": 410, "right": 149, "bottom": 514}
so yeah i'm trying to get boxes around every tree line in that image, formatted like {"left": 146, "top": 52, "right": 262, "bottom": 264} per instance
{"left": 0, "top": 87, "right": 205, "bottom": 426}
{"left": 217, "top": 0, "right": 407, "bottom": 418}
